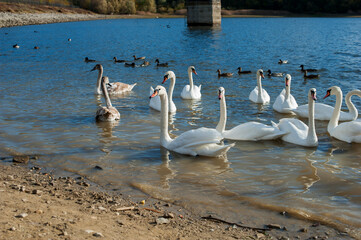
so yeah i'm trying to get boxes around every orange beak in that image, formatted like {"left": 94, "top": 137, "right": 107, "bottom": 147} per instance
{"left": 162, "top": 76, "right": 168, "bottom": 84}
{"left": 323, "top": 91, "right": 330, "bottom": 99}
{"left": 150, "top": 90, "right": 159, "bottom": 98}
{"left": 260, "top": 72, "right": 264, "bottom": 79}
{"left": 285, "top": 79, "right": 289, "bottom": 87}
{"left": 311, "top": 92, "right": 317, "bottom": 101}
{"left": 193, "top": 69, "right": 198, "bottom": 75}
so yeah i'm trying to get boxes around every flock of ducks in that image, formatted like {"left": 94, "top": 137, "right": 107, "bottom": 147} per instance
{"left": 92, "top": 62, "right": 361, "bottom": 157}
{"left": 84, "top": 55, "right": 168, "bottom": 68}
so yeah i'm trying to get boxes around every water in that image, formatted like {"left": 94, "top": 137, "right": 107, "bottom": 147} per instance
{"left": 1, "top": 17, "right": 361, "bottom": 237}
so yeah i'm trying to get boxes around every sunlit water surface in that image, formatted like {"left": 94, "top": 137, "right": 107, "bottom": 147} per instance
{"left": 1, "top": 17, "right": 360, "bottom": 237}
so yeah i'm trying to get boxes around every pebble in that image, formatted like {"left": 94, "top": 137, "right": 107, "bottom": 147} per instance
{"left": 15, "top": 213, "right": 28, "bottom": 218}
{"left": 85, "top": 229, "right": 94, "bottom": 234}
{"left": 93, "top": 232, "right": 104, "bottom": 237}
{"left": 32, "top": 189, "right": 42, "bottom": 195}
{"left": 98, "top": 206, "right": 106, "bottom": 211}
{"left": 156, "top": 217, "right": 170, "bottom": 225}
{"left": 140, "top": 200, "right": 145, "bottom": 205}
{"left": 299, "top": 228, "right": 308, "bottom": 232}
{"left": 163, "top": 212, "right": 174, "bottom": 219}
{"left": 9, "top": 227, "right": 16, "bottom": 231}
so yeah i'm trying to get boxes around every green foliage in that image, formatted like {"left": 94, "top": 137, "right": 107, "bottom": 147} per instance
{"left": 136, "top": 0, "right": 156, "bottom": 12}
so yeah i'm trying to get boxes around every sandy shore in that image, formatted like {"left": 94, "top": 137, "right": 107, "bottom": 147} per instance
{"left": 0, "top": 163, "right": 267, "bottom": 239}
{"left": 0, "top": 12, "right": 107, "bottom": 28}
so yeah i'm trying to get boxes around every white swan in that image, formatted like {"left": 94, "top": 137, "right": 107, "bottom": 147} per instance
{"left": 96, "top": 77, "right": 120, "bottom": 122}
{"left": 249, "top": 69, "right": 270, "bottom": 104}
{"left": 91, "top": 64, "right": 136, "bottom": 95}
{"left": 274, "top": 88, "right": 318, "bottom": 147}
{"left": 292, "top": 89, "right": 360, "bottom": 121}
{"left": 216, "top": 87, "right": 285, "bottom": 141}
{"left": 149, "top": 71, "right": 177, "bottom": 113}
{"left": 181, "top": 66, "right": 201, "bottom": 100}
{"left": 273, "top": 74, "right": 298, "bottom": 113}
{"left": 323, "top": 86, "right": 361, "bottom": 143}
{"left": 150, "top": 85, "right": 234, "bottom": 157}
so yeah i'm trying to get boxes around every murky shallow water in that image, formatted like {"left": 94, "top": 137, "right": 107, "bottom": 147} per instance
{"left": 1, "top": 17, "right": 360, "bottom": 237}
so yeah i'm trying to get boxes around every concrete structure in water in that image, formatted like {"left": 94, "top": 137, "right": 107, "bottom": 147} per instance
{"left": 186, "top": 0, "right": 221, "bottom": 26}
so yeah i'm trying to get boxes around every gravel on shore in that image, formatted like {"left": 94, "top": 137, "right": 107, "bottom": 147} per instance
{"left": 0, "top": 12, "right": 105, "bottom": 28}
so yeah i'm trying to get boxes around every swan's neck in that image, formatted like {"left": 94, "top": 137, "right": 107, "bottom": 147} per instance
{"left": 101, "top": 81, "right": 112, "bottom": 108}
{"left": 216, "top": 96, "right": 227, "bottom": 133}
{"left": 96, "top": 67, "right": 103, "bottom": 95}
{"left": 257, "top": 75, "right": 263, "bottom": 102}
{"left": 188, "top": 70, "right": 194, "bottom": 90}
{"left": 168, "top": 75, "right": 175, "bottom": 104}
{"left": 285, "top": 84, "right": 290, "bottom": 100}
{"left": 160, "top": 94, "right": 172, "bottom": 146}
{"left": 328, "top": 90, "right": 342, "bottom": 132}
{"left": 345, "top": 90, "right": 360, "bottom": 119}
{"left": 307, "top": 96, "right": 317, "bottom": 143}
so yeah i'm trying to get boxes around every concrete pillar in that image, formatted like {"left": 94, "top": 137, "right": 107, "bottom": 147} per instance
{"left": 187, "top": 0, "right": 221, "bottom": 26}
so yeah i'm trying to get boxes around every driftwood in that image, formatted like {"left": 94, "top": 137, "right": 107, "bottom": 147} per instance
{"left": 142, "top": 207, "right": 162, "bottom": 213}
{"left": 115, "top": 206, "right": 135, "bottom": 211}
{"left": 202, "top": 215, "right": 269, "bottom": 232}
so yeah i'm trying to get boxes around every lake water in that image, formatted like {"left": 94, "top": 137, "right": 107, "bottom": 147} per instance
{"left": 1, "top": 17, "right": 360, "bottom": 238}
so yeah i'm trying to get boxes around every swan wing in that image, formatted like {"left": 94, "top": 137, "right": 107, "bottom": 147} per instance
{"left": 277, "top": 118, "right": 309, "bottom": 145}
{"left": 223, "top": 122, "right": 285, "bottom": 141}
{"left": 167, "top": 127, "right": 232, "bottom": 157}
{"left": 331, "top": 121, "right": 361, "bottom": 143}
{"left": 181, "top": 85, "right": 191, "bottom": 99}
{"left": 249, "top": 86, "right": 259, "bottom": 103}
{"left": 96, "top": 106, "right": 120, "bottom": 122}
{"left": 261, "top": 89, "right": 270, "bottom": 103}
{"left": 273, "top": 90, "right": 286, "bottom": 113}
{"left": 108, "top": 82, "right": 136, "bottom": 94}
{"left": 293, "top": 103, "right": 353, "bottom": 121}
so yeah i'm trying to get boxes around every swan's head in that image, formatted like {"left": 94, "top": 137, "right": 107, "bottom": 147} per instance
{"left": 102, "top": 76, "right": 110, "bottom": 84}
{"left": 257, "top": 69, "right": 265, "bottom": 78}
{"left": 309, "top": 88, "right": 317, "bottom": 101}
{"left": 323, "top": 86, "right": 341, "bottom": 99}
{"left": 91, "top": 64, "right": 102, "bottom": 71}
{"left": 162, "top": 71, "right": 175, "bottom": 84}
{"left": 149, "top": 85, "right": 166, "bottom": 99}
{"left": 285, "top": 74, "right": 291, "bottom": 86}
{"left": 218, "top": 87, "right": 225, "bottom": 100}
{"left": 188, "top": 66, "right": 197, "bottom": 75}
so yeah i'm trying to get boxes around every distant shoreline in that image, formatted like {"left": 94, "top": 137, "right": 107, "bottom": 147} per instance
{"left": 1, "top": 2, "right": 360, "bottom": 28}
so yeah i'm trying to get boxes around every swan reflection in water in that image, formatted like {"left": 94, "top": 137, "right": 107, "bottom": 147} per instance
{"left": 296, "top": 150, "right": 320, "bottom": 192}
{"left": 183, "top": 99, "right": 203, "bottom": 126}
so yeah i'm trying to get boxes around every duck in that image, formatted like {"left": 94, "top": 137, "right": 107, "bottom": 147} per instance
{"left": 91, "top": 64, "right": 136, "bottom": 95}
{"left": 96, "top": 76, "right": 120, "bottom": 122}
{"left": 303, "top": 70, "right": 320, "bottom": 79}
{"left": 181, "top": 66, "right": 201, "bottom": 100}
{"left": 273, "top": 88, "right": 318, "bottom": 147}
{"left": 236, "top": 67, "right": 251, "bottom": 74}
{"left": 149, "top": 71, "right": 177, "bottom": 113}
{"left": 155, "top": 59, "right": 168, "bottom": 67}
{"left": 68, "top": 38, "right": 71, "bottom": 42}
{"left": 217, "top": 69, "right": 233, "bottom": 77}
{"left": 217, "top": 87, "right": 285, "bottom": 141}
{"left": 278, "top": 59, "right": 288, "bottom": 64}
{"left": 249, "top": 69, "right": 270, "bottom": 104}
{"left": 273, "top": 74, "right": 298, "bottom": 113}
{"left": 133, "top": 55, "right": 145, "bottom": 60}
{"left": 113, "top": 57, "right": 126, "bottom": 63}
{"left": 34, "top": 46, "right": 39, "bottom": 49}
{"left": 266, "top": 69, "right": 283, "bottom": 77}
{"left": 150, "top": 85, "right": 234, "bottom": 157}
{"left": 124, "top": 62, "right": 136, "bottom": 67}
{"left": 323, "top": 86, "right": 361, "bottom": 143}
{"left": 84, "top": 57, "right": 96, "bottom": 63}
{"left": 13, "top": 44, "right": 19, "bottom": 48}
{"left": 141, "top": 61, "right": 150, "bottom": 67}
{"left": 300, "top": 65, "right": 317, "bottom": 72}
{"left": 292, "top": 89, "right": 360, "bottom": 121}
